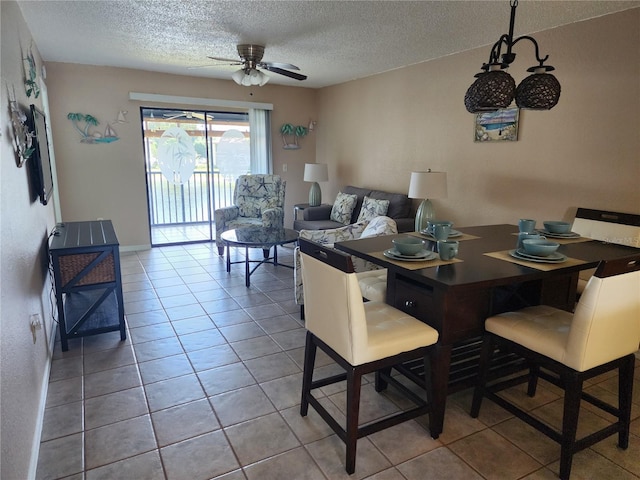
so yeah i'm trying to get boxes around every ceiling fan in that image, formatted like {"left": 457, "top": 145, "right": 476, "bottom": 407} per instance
{"left": 162, "top": 111, "right": 207, "bottom": 121}
{"left": 207, "top": 44, "right": 307, "bottom": 86}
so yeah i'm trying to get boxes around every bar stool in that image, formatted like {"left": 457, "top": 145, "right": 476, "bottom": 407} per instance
{"left": 471, "top": 255, "right": 640, "bottom": 480}
{"left": 571, "top": 208, "right": 640, "bottom": 295}
{"left": 298, "top": 238, "right": 439, "bottom": 474}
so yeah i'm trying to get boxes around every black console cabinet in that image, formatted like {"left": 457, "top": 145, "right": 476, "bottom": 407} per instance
{"left": 49, "top": 220, "right": 126, "bottom": 351}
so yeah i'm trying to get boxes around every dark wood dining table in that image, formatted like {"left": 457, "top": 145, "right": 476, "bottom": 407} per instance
{"left": 335, "top": 224, "right": 638, "bottom": 437}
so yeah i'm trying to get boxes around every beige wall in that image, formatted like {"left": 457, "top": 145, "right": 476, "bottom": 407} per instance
{"left": 1, "top": 2, "right": 57, "bottom": 479}
{"left": 45, "top": 64, "right": 318, "bottom": 248}
{"left": 2, "top": 5, "right": 639, "bottom": 480}
{"left": 317, "top": 9, "right": 640, "bottom": 227}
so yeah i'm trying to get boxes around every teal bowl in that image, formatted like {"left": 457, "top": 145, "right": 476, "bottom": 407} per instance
{"left": 543, "top": 221, "right": 571, "bottom": 234}
{"left": 522, "top": 239, "right": 560, "bottom": 256}
{"left": 392, "top": 236, "right": 425, "bottom": 255}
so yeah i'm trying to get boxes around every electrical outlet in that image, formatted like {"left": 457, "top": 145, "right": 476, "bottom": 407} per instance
{"left": 282, "top": 164, "right": 287, "bottom": 173}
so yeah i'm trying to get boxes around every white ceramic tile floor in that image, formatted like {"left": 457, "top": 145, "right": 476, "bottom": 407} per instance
{"left": 36, "top": 242, "right": 640, "bottom": 479}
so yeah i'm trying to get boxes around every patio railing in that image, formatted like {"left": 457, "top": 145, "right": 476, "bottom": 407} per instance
{"left": 147, "top": 170, "right": 235, "bottom": 226}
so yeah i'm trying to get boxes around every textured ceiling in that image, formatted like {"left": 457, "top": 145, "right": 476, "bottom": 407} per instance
{"left": 18, "top": 0, "right": 639, "bottom": 89}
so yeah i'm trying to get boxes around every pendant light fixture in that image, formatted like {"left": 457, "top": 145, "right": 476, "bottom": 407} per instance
{"left": 464, "top": 0, "right": 561, "bottom": 113}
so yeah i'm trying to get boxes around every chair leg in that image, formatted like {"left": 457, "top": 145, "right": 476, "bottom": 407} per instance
{"left": 345, "top": 367, "right": 363, "bottom": 475}
{"left": 423, "top": 352, "right": 436, "bottom": 437}
{"left": 559, "top": 373, "right": 582, "bottom": 480}
{"left": 527, "top": 363, "right": 540, "bottom": 397}
{"left": 374, "top": 367, "right": 392, "bottom": 392}
{"left": 470, "top": 334, "right": 494, "bottom": 418}
{"left": 217, "top": 245, "right": 224, "bottom": 256}
{"left": 618, "top": 355, "right": 635, "bottom": 449}
{"left": 300, "top": 331, "right": 317, "bottom": 417}
{"left": 300, "top": 305, "right": 305, "bottom": 321}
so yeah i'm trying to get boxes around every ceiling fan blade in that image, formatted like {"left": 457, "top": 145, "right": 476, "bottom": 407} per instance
{"left": 188, "top": 64, "right": 222, "bottom": 70}
{"left": 260, "top": 61, "right": 300, "bottom": 71}
{"left": 207, "top": 56, "right": 242, "bottom": 63}
{"left": 262, "top": 66, "right": 307, "bottom": 81}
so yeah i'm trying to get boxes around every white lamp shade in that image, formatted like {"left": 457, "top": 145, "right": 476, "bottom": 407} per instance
{"left": 232, "top": 69, "right": 269, "bottom": 87}
{"left": 408, "top": 171, "right": 447, "bottom": 199}
{"left": 231, "top": 69, "right": 245, "bottom": 84}
{"left": 304, "top": 163, "right": 329, "bottom": 182}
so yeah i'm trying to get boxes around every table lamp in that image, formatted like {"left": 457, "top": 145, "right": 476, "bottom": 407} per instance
{"left": 303, "top": 163, "right": 328, "bottom": 207}
{"left": 408, "top": 170, "right": 448, "bottom": 232}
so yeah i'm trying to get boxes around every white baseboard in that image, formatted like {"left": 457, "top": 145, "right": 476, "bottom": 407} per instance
{"left": 27, "top": 323, "right": 56, "bottom": 480}
{"left": 120, "top": 244, "right": 151, "bottom": 253}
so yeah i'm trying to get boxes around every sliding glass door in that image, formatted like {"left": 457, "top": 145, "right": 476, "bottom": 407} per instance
{"left": 140, "top": 107, "right": 252, "bottom": 246}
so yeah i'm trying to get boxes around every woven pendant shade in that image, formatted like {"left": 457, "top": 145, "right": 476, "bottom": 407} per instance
{"left": 464, "top": 70, "right": 516, "bottom": 113}
{"left": 464, "top": 1, "right": 561, "bottom": 114}
{"left": 515, "top": 73, "right": 561, "bottom": 110}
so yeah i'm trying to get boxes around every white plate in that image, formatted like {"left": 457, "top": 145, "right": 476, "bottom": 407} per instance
{"left": 536, "top": 229, "right": 581, "bottom": 239}
{"left": 509, "top": 249, "right": 567, "bottom": 263}
{"left": 384, "top": 249, "right": 437, "bottom": 262}
{"left": 420, "top": 229, "right": 462, "bottom": 238}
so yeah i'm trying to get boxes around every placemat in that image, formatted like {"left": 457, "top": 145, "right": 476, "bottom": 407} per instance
{"left": 371, "top": 251, "right": 463, "bottom": 270}
{"left": 484, "top": 250, "right": 587, "bottom": 271}
{"left": 409, "top": 232, "right": 481, "bottom": 242}
{"left": 510, "top": 232, "right": 592, "bottom": 245}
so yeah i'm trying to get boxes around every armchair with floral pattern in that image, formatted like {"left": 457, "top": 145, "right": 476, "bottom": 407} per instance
{"left": 215, "top": 174, "right": 286, "bottom": 255}
{"left": 294, "top": 216, "right": 398, "bottom": 317}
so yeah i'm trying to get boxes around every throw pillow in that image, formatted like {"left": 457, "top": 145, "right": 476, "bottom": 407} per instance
{"left": 356, "top": 196, "right": 390, "bottom": 223}
{"left": 330, "top": 192, "right": 358, "bottom": 225}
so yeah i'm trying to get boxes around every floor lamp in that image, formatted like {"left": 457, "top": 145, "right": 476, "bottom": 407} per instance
{"left": 408, "top": 170, "right": 448, "bottom": 232}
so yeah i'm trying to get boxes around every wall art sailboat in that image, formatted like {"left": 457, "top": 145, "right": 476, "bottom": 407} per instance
{"left": 67, "top": 112, "right": 120, "bottom": 143}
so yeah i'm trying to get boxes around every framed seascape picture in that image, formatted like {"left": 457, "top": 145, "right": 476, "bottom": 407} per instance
{"left": 474, "top": 107, "right": 519, "bottom": 142}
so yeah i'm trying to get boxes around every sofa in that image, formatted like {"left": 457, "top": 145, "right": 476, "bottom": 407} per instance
{"left": 294, "top": 216, "right": 398, "bottom": 318}
{"left": 293, "top": 185, "right": 414, "bottom": 233}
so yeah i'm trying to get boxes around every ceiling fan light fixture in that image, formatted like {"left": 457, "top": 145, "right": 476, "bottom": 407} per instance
{"left": 232, "top": 68, "right": 269, "bottom": 87}
{"left": 210, "top": 44, "right": 305, "bottom": 84}
{"left": 251, "top": 69, "right": 270, "bottom": 86}
{"left": 231, "top": 69, "right": 246, "bottom": 85}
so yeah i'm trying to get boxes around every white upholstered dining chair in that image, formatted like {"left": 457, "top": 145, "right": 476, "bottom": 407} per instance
{"left": 572, "top": 208, "right": 640, "bottom": 294}
{"left": 298, "top": 238, "right": 439, "bottom": 474}
{"left": 471, "top": 254, "right": 640, "bottom": 480}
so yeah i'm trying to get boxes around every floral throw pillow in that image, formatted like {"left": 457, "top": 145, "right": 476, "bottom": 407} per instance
{"left": 330, "top": 192, "right": 358, "bottom": 225}
{"left": 356, "top": 196, "right": 390, "bottom": 223}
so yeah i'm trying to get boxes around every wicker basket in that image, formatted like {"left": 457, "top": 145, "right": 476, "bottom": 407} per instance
{"left": 59, "top": 252, "right": 115, "bottom": 287}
